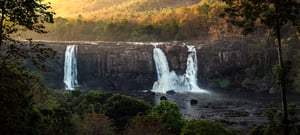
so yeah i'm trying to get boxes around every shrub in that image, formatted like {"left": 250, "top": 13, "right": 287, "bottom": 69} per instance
{"left": 71, "top": 90, "right": 113, "bottom": 115}
{"left": 125, "top": 115, "right": 169, "bottom": 135}
{"left": 248, "top": 106, "right": 300, "bottom": 135}
{"left": 150, "top": 100, "right": 185, "bottom": 134}
{"left": 181, "top": 120, "right": 231, "bottom": 135}
{"left": 104, "top": 94, "right": 151, "bottom": 131}
{"left": 77, "top": 113, "right": 115, "bottom": 135}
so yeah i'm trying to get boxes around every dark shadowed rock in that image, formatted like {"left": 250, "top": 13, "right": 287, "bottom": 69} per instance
{"left": 190, "top": 99, "right": 198, "bottom": 105}
{"left": 146, "top": 90, "right": 155, "bottom": 96}
{"left": 160, "top": 96, "right": 168, "bottom": 101}
{"left": 166, "top": 90, "right": 176, "bottom": 95}
{"left": 269, "top": 87, "right": 279, "bottom": 94}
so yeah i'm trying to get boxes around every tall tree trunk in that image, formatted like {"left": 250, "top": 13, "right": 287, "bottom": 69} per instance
{"left": 276, "top": 25, "right": 289, "bottom": 135}
{"left": 0, "top": 5, "right": 5, "bottom": 48}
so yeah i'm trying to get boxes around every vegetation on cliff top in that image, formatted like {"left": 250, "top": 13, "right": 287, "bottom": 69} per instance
{"left": 24, "top": 0, "right": 241, "bottom": 41}
{"left": 25, "top": 0, "right": 300, "bottom": 42}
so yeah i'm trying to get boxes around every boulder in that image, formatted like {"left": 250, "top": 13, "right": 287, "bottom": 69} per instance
{"left": 190, "top": 99, "right": 198, "bottom": 105}
{"left": 160, "top": 96, "right": 168, "bottom": 101}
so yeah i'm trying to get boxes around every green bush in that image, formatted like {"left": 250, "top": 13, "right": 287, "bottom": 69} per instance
{"left": 248, "top": 106, "right": 300, "bottom": 135}
{"left": 125, "top": 115, "right": 170, "bottom": 135}
{"left": 150, "top": 100, "right": 185, "bottom": 135}
{"left": 215, "top": 78, "right": 230, "bottom": 88}
{"left": 39, "top": 108, "right": 75, "bottom": 135}
{"left": 76, "top": 113, "right": 115, "bottom": 135}
{"left": 69, "top": 90, "right": 113, "bottom": 115}
{"left": 104, "top": 94, "right": 151, "bottom": 131}
{"left": 181, "top": 120, "right": 232, "bottom": 135}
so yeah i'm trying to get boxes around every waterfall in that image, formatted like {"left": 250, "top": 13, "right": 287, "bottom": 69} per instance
{"left": 185, "top": 45, "right": 204, "bottom": 92}
{"left": 152, "top": 45, "right": 208, "bottom": 93}
{"left": 153, "top": 47, "right": 170, "bottom": 80}
{"left": 64, "top": 45, "right": 78, "bottom": 90}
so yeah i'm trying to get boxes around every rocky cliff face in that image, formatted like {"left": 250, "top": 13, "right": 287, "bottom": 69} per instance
{"left": 40, "top": 40, "right": 275, "bottom": 91}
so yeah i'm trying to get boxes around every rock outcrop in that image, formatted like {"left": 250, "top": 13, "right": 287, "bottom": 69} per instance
{"left": 39, "top": 40, "right": 275, "bottom": 91}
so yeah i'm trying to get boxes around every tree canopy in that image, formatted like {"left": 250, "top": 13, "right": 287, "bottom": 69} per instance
{"left": 221, "top": 0, "right": 300, "bottom": 35}
{"left": 0, "top": 1, "right": 55, "bottom": 134}
{"left": 0, "top": 0, "right": 54, "bottom": 45}
{"left": 221, "top": 1, "right": 300, "bottom": 135}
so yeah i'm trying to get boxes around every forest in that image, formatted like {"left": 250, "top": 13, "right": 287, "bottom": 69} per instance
{"left": 24, "top": 0, "right": 240, "bottom": 41}
{"left": 25, "top": 0, "right": 299, "bottom": 42}
{"left": 1, "top": 0, "right": 300, "bottom": 135}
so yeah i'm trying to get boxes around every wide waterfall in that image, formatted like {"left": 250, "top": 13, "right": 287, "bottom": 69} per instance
{"left": 64, "top": 45, "right": 78, "bottom": 90}
{"left": 152, "top": 45, "right": 208, "bottom": 93}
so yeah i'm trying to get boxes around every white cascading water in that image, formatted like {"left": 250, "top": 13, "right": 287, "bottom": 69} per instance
{"left": 64, "top": 45, "right": 78, "bottom": 90}
{"left": 152, "top": 45, "right": 208, "bottom": 93}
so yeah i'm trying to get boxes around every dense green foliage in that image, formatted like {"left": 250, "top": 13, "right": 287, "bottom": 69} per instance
{"left": 51, "top": 90, "right": 151, "bottom": 132}
{"left": 0, "top": 64, "right": 38, "bottom": 134}
{"left": 150, "top": 100, "right": 185, "bottom": 134}
{"left": 104, "top": 94, "right": 151, "bottom": 130}
{"left": 0, "top": 1, "right": 56, "bottom": 134}
{"left": 181, "top": 120, "right": 232, "bottom": 135}
{"left": 126, "top": 115, "right": 168, "bottom": 135}
{"left": 248, "top": 105, "right": 300, "bottom": 135}
{"left": 0, "top": 0, "right": 54, "bottom": 44}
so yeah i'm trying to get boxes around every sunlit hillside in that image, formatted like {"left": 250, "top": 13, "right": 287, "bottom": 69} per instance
{"left": 48, "top": 0, "right": 130, "bottom": 18}
{"left": 47, "top": 0, "right": 200, "bottom": 20}
{"left": 26, "top": 0, "right": 232, "bottom": 41}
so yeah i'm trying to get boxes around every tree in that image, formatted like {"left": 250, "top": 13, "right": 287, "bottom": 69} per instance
{"left": 77, "top": 113, "right": 115, "bottom": 135}
{"left": 0, "top": 0, "right": 55, "bottom": 134}
{"left": 0, "top": 0, "right": 54, "bottom": 46}
{"left": 104, "top": 94, "right": 151, "bottom": 131}
{"left": 181, "top": 120, "right": 231, "bottom": 135}
{"left": 0, "top": 0, "right": 56, "bottom": 70}
{"left": 126, "top": 115, "right": 167, "bottom": 135}
{"left": 150, "top": 100, "right": 185, "bottom": 135}
{"left": 221, "top": 0, "right": 300, "bottom": 134}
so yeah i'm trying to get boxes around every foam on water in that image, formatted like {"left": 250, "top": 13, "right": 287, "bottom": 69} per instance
{"left": 152, "top": 45, "right": 208, "bottom": 93}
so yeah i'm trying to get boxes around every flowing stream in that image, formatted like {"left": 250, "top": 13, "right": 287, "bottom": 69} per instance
{"left": 152, "top": 45, "right": 208, "bottom": 93}
{"left": 64, "top": 45, "right": 78, "bottom": 90}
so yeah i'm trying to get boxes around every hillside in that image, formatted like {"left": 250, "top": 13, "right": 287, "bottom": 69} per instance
{"left": 25, "top": 0, "right": 233, "bottom": 41}
{"left": 48, "top": 0, "right": 200, "bottom": 19}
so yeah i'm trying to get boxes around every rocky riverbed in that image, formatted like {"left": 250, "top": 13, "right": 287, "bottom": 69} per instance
{"left": 118, "top": 89, "right": 300, "bottom": 130}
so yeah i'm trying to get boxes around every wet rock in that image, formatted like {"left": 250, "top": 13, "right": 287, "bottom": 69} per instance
{"left": 204, "top": 102, "right": 212, "bottom": 108}
{"left": 239, "top": 121, "right": 248, "bottom": 126}
{"left": 146, "top": 90, "right": 155, "bottom": 96}
{"left": 219, "top": 119, "right": 236, "bottom": 125}
{"left": 190, "top": 99, "right": 198, "bottom": 105}
{"left": 225, "top": 111, "right": 249, "bottom": 117}
{"left": 160, "top": 96, "right": 168, "bottom": 101}
{"left": 225, "top": 102, "right": 233, "bottom": 105}
{"left": 166, "top": 90, "right": 176, "bottom": 95}
{"left": 269, "top": 87, "right": 279, "bottom": 94}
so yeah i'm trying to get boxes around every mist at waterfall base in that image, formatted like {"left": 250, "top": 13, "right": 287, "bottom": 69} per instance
{"left": 64, "top": 45, "right": 78, "bottom": 90}
{"left": 152, "top": 45, "right": 208, "bottom": 94}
